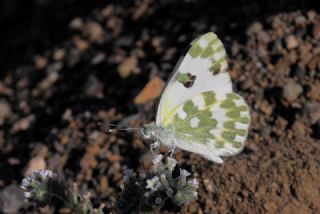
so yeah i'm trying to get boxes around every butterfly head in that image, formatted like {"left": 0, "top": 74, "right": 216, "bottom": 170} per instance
{"left": 141, "top": 126, "right": 151, "bottom": 139}
{"left": 140, "top": 122, "right": 159, "bottom": 140}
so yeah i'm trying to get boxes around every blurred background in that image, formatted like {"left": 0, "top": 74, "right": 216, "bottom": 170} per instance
{"left": 0, "top": 0, "right": 320, "bottom": 213}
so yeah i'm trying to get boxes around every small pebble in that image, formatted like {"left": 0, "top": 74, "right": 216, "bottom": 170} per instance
{"left": 0, "top": 99, "right": 12, "bottom": 120}
{"left": 312, "top": 21, "right": 320, "bottom": 40}
{"left": 291, "top": 121, "right": 305, "bottom": 136}
{"left": 118, "top": 56, "right": 138, "bottom": 78}
{"left": 306, "top": 103, "right": 320, "bottom": 124}
{"left": 285, "top": 35, "right": 299, "bottom": 49}
{"left": 247, "top": 22, "right": 263, "bottom": 35}
{"left": 0, "top": 185, "right": 25, "bottom": 213}
{"left": 134, "top": 76, "right": 164, "bottom": 105}
{"left": 34, "top": 55, "right": 48, "bottom": 70}
{"left": 53, "top": 48, "right": 65, "bottom": 61}
{"left": 283, "top": 81, "right": 303, "bottom": 102}
{"left": 24, "top": 156, "right": 46, "bottom": 177}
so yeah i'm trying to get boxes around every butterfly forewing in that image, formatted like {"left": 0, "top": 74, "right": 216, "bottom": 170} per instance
{"left": 156, "top": 32, "right": 232, "bottom": 126}
{"left": 153, "top": 32, "right": 250, "bottom": 163}
{"left": 163, "top": 91, "right": 250, "bottom": 159}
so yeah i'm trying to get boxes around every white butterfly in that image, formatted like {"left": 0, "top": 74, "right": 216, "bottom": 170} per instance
{"left": 141, "top": 32, "right": 250, "bottom": 163}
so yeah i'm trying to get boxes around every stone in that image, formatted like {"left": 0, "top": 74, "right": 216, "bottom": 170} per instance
{"left": 91, "top": 53, "right": 106, "bottom": 65}
{"left": 34, "top": 55, "right": 48, "bottom": 70}
{"left": 69, "top": 17, "right": 83, "bottom": 29}
{"left": 291, "top": 121, "right": 305, "bottom": 136}
{"left": 260, "top": 100, "right": 273, "bottom": 115}
{"left": 11, "top": 115, "right": 35, "bottom": 133}
{"left": 285, "top": 35, "right": 299, "bottom": 49}
{"left": 73, "top": 36, "right": 89, "bottom": 51}
{"left": 247, "top": 22, "right": 263, "bottom": 35}
{"left": 313, "top": 21, "right": 320, "bottom": 40}
{"left": 84, "top": 75, "right": 104, "bottom": 99}
{"left": 32, "top": 69, "right": 59, "bottom": 96}
{"left": 24, "top": 156, "right": 46, "bottom": 176}
{"left": 275, "top": 117, "right": 288, "bottom": 132}
{"left": 0, "top": 82, "right": 13, "bottom": 96}
{"left": 118, "top": 56, "right": 138, "bottom": 78}
{"left": 53, "top": 48, "right": 65, "bottom": 61}
{"left": 306, "top": 103, "right": 320, "bottom": 124}
{"left": 132, "top": 1, "right": 149, "bottom": 20}
{"left": 86, "top": 21, "right": 104, "bottom": 43}
{"left": 282, "top": 81, "right": 303, "bottom": 102}
{"left": 307, "top": 82, "right": 320, "bottom": 100}
{"left": 134, "top": 76, "right": 164, "bottom": 105}
{"left": 0, "top": 184, "right": 25, "bottom": 213}
{"left": 295, "top": 15, "right": 307, "bottom": 26}
{"left": 307, "top": 10, "right": 317, "bottom": 21}
{"left": 0, "top": 99, "right": 12, "bottom": 120}
{"left": 263, "top": 201, "right": 277, "bottom": 212}
{"left": 203, "top": 179, "right": 214, "bottom": 192}
{"left": 101, "top": 5, "right": 114, "bottom": 18}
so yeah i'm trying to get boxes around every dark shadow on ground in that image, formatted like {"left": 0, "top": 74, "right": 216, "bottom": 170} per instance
{"left": 0, "top": 0, "right": 319, "bottom": 74}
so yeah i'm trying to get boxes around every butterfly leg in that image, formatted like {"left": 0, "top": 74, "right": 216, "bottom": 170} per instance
{"left": 167, "top": 138, "right": 176, "bottom": 157}
{"left": 150, "top": 141, "right": 160, "bottom": 155}
{"left": 168, "top": 145, "right": 176, "bottom": 157}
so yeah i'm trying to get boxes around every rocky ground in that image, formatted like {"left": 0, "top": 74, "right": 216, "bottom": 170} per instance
{"left": 0, "top": 1, "right": 320, "bottom": 213}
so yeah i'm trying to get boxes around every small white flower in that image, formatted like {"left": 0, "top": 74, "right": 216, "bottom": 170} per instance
{"left": 21, "top": 178, "right": 31, "bottom": 190}
{"left": 180, "top": 169, "right": 191, "bottom": 177}
{"left": 166, "top": 157, "right": 177, "bottom": 171}
{"left": 21, "top": 170, "right": 55, "bottom": 192}
{"left": 155, "top": 197, "right": 162, "bottom": 205}
{"left": 152, "top": 154, "right": 163, "bottom": 167}
{"left": 24, "top": 192, "right": 32, "bottom": 198}
{"left": 188, "top": 178, "right": 199, "bottom": 189}
{"left": 40, "top": 170, "right": 53, "bottom": 179}
{"left": 193, "top": 191, "right": 198, "bottom": 197}
{"left": 146, "top": 176, "right": 161, "bottom": 191}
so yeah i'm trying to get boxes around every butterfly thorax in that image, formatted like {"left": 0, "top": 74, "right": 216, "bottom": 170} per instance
{"left": 141, "top": 122, "right": 175, "bottom": 148}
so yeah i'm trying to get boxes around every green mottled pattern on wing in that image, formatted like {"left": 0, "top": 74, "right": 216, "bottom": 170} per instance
{"left": 164, "top": 91, "right": 249, "bottom": 150}
{"left": 188, "top": 32, "right": 227, "bottom": 74}
{"left": 167, "top": 91, "right": 218, "bottom": 144}
{"left": 219, "top": 93, "right": 249, "bottom": 148}
{"left": 177, "top": 73, "right": 191, "bottom": 84}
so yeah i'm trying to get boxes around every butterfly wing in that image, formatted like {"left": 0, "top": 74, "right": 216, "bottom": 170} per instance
{"left": 156, "top": 32, "right": 232, "bottom": 126}
{"left": 163, "top": 91, "right": 250, "bottom": 163}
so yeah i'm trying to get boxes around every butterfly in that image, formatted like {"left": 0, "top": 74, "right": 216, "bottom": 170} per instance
{"left": 141, "top": 32, "right": 250, "bottom": 163}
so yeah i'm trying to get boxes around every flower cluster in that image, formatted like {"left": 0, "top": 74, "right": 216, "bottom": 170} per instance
{"left": 118, "top": 155, "right": 198, "bottom": 213}
{"left": 21, "top": 158, "right": 198, "bottom": 213}
{"left": 21, "top": 170, "right": 104, "bottom": 214}
{"left": 21, "top": 170, "right": 58, "bottom": 207}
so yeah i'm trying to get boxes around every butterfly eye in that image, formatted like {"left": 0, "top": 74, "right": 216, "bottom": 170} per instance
{"left": 141, "top": 127, "right": 151, "bottom": 138}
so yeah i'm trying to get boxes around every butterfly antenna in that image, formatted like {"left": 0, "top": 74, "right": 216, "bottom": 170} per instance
{"left": 97, "top": 122, "right": 139, "bottom": 133}
{"left": 114, "top": 127, "right": 140, "bottom": 132}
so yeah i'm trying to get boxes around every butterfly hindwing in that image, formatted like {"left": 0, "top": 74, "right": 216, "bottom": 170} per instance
{"left": 156, "top": 32, "right": 232, "bottom": 126}
{"left": 163, "top": 91, "right": 250, "bottom": 161}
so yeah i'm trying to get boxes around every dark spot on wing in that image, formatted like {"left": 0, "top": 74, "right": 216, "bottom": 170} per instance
{"left": 177, "top": 73, "right": 196, "bottom": 88}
